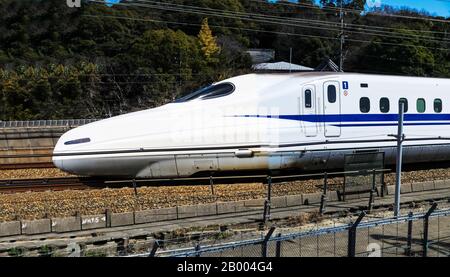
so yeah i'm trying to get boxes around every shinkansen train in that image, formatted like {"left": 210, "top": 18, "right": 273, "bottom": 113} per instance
{"left": 52, "top": 72, "right": 450, "bottom": 178}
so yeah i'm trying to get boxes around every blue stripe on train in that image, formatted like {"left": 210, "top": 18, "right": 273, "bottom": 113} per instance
{"left": 235, "top": 114, "right": 450, "bottom": 123}
{"left": 334, "top": 122, "right": 450, "bottom": 127}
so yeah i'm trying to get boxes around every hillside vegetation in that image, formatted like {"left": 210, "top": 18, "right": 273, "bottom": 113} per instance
{"left": 0, "top": 0, "right": 449, "bottom": 120}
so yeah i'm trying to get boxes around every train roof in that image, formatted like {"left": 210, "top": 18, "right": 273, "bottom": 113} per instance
{"left": 251, "top": 71, "right": 450, "bottom": 81}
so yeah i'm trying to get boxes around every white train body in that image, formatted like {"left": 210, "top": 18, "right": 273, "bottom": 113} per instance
{"left": 53, "top": 72, "right": 450, "bottom": 178}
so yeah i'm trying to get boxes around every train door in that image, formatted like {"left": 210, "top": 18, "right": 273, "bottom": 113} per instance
{"left": 323, "top": 81, "right": 341, "bottom": 137}
{"left": 302, "top": 85, "right": 317, "bottom": 137}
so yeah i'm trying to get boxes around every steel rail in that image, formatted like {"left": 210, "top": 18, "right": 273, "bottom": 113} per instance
{"left": 0, "top": 177, "right": 99, "bottom": 193}
{"left": 0, "top": 162, "right": 56, "bottom": 170}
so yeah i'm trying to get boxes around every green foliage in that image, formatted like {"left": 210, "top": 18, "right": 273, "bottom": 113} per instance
{"left": 0, "top": 0, "right": 448, "bottom": 120}
{"left": 8, "top": 247, "right": 25, "bottom": 257}
{"left": 38, "top": 245, "right": 55, "bottom": 257}
{"left": 215, "top": 231, "right": 233, "bottom": 240}
{"left": 198, "top": 18, "right": 221, "bottom": 62}
{"left": 0, "top": 63, "right": 102, "bottom": 120}
{"left": 84, "top": 250, "right": 108, "bottom": 257}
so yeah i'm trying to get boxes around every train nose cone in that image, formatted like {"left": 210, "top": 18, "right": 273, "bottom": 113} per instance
{"left": 52, "top": 127, "right": 87, "bottom": 174}
{"left": 52, "top": 142, "right": 82, "bottom": 175}
{"left": 52, "top": 156, "right": 63, "bottom": 169}
{"left": 52, "top": 137, "right": 66, "bottom": 171}
{"left": 52, "top": 122, "right": 99, "bottom": 176}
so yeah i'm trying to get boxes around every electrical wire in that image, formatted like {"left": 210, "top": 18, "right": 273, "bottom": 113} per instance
{"left": 130, "top": 0, "right": 450, "bottom": 40}
{"left": 250, "top": 0, "right": 450, "bottom": 35}
{"left": 82, "top": 14, "right": 343, "bottom": 42}
{"left": 91, "top": 0, "right": 450, "bottom": 46}
{"left": 250, "top": 0, "right": 450, "bottom": 23}
{"left": 82, "top": 11, "right": 450, "bottom": 52}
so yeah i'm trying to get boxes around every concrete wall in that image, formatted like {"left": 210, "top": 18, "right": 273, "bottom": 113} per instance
{"left": 303, "top": 193, "right": 322, "bottom": 205}
{"left": 0, "top": 221, "right": 21, "bottom": 237}
{"left": 434, "top": 179, "right": 450, "bottom": 190}
{"left": 135, "top": 207, "right": 177, "bottom": 224}
{"left": 21, "top": 219, "right": 51, "bottom": 235}
{"left": 51, "top": 217, "right": 81, "bottom": 233}
{"left": 81, "top": 215, "right": 107, "bottom": 230}
{"left": 111, "top": 212, "right": 134, "bottom": 227}
{"left": 0, "top": 127, "right": 67, "bottom": 164}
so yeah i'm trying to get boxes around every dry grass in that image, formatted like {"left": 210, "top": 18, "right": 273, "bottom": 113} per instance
{"left": 0, "top": 179, "right": 330, "bottom": 222}
{"left": 0, "top": 168, "right": 71, "bottom": 179}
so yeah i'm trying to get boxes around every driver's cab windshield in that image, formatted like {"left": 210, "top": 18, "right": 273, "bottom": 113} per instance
{"left": 173, "top": 82, "right": 235, "bottom": 103}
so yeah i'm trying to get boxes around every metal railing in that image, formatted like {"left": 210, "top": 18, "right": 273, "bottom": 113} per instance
{"left": 0, "top": 119, "right": 98, "bottom": 128}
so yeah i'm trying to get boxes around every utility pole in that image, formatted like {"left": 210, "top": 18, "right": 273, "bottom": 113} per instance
{"left": 289, "top": 47, "right": 293, "bottom": 73}
{"left": 394, "top": 101, "right": 405, "bottom": 217}
{"left": 179, "top": 48, "right": 182, "bottom": 89}
{"left": 339, "top": 0, "right": 344, "bottom": 72}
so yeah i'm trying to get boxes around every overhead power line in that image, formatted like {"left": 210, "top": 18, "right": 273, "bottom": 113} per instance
{"left": 104, "top": 0, "right": 450, "bottom": 43}
{"left": 98, "top": 0, "right": 447, "bottom": 40}
{"left": 89, "top": 1, "right": 450, "bottom": 51}
{"left": 249, "top": 0, "right": 450, "bottom": 35}
{"left": 82, "top": 14, "right": 344, "bottom": 42}
{"left": 129, "top": 0, "right": 450, "bottom": 37}
{"left": 130, "top": 0, "right": 450, "bottom": 41}
{"left": 250, "top": 0, "right": 450, "bottom": 23}
{"left": 82, "top": 13, "right": 450, "bottom": 54}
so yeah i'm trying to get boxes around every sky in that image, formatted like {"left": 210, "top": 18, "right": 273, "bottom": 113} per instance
{"left": 379, "top": 0, "right": 450, "bottom": 17}
{"left": 267, "top": 0, "right": 450, "bottom": 17}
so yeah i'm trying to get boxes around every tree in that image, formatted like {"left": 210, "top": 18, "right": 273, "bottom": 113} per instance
{"left": 198, "top": 18, "right": 220, "bottom": 62}
{"left": 0, "top": 0, "right": 448, "bottom": 121}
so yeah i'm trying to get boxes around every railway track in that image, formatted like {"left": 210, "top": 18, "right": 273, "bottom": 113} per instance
{"left": 0, "top": 170, "right": 351, "bottom": 194}
{"left": 2, "top": 159, "right": 450, "bottom": 194}
{"left": 0, "top": 162, "right": 56, "bottom": 170}
{"left": 0, "top": 177, "right": 96, "bottom": 193}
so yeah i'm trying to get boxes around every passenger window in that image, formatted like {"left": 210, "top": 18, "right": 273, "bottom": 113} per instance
{"left": 399, "top": 98, "right": 408, "bottom": 113}
{"left": 327, "top": 85, "right": 336, "bottom": 103}
{"left": 305, "top": 90, "right": 312, "bottom": 108}
{"left": 380, "top": 98, "right": 390, "bottom": 113}
{"left": 417, "top": 98, "right": 426, "bottom": 113}
{"left": 360, "top": 97, "right": 370, "bottom": 113}
{"left": 434, "top": 99, "right": 442, "bottom": 113}
{"left": 201, "top": 83, "right": 235, "bottom": 100}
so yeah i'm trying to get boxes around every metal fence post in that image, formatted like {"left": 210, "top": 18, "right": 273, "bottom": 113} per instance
{"left": 262, "top": 176, "right": 272, "bottom": 224}
{"left": 368, "top": 170, "right": 376, "bottom": 213}
{"left": 423, "top": 203, "right": 438, "bottom": 257}
{"left": 275, "top": 233, "right": 282, "bottom": 257}
{"left": 261, "top": 226, "right": 276, "bottom": 257}
{"left": 343, "top": 173, "right": 347, "bottom": 202}
{"left": 406, "top": 212, "right": 413, "bottom": 256}
{"left": 320, "top": 173, "right": 328, "bottom": 215}
{"left": 209, "top": 176, "right": 215, "bottom": 196}
{"left": 381, "top": 163, "right": 387, "bottom": 197}
{"left": 195, "top": 244, "right": 201, "bottom": 257}
{"left": 132, "top": 179, "right": 138, "bottom": 196}
{"left": 149, "top": 240, "right": 160, "bottom": 257}
{"left": 348, "top": 211, "right": 366, "bottom": 257}
{"left": 105, "top": 209, "right": 111, "bottom": 228}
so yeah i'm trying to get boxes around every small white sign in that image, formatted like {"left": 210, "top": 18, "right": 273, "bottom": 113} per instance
{"left": 367, "top": 243, "right": 382, "bottom": 257}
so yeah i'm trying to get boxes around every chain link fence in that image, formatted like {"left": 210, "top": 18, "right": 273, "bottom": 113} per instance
{"left": 127, "top": 205, "right": 450, "bottom": 258}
